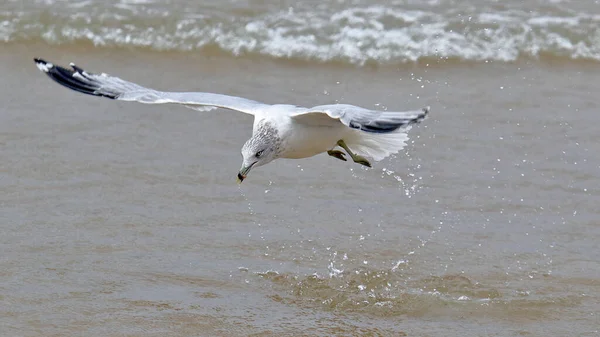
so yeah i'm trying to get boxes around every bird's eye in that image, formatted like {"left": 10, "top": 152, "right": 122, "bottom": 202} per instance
{"left": 255, "top": 150, "right": 264, "bottom": 158}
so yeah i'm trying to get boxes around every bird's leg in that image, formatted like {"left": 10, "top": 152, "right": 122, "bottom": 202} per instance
{"left": 327, "top": 149, "right": 347, "bottom": 161}
{"left": 336, "top": 140, "right": 372, "bottom": 168}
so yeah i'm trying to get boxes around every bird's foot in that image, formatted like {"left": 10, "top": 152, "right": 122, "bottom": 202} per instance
{"left": 327, "top": 150, "right": 347, "bottom": 161}
{"left": 334, "top": 139, "right": 371, "bottom": 167}
{"left": 352, "top": 155, "right": 372, "bottom": 168}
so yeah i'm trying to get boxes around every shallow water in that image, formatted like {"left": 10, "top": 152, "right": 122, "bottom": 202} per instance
{"left": 1, "top": 2, "right": 600, "bottom": 336}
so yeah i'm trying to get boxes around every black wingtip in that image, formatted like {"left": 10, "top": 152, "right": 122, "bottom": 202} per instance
{"left": 418, "top": 106, "right": 430, "bottom": 122}
{"left": 34, "top": 58, "right": 54, "bottom": 73}
{"left": 358, "top": 106, "right": 431, "bottom": 133}
{"left": 33, "top": 58, "right": 118, "bottom": 99}
{"left": 69, "top": 62, "right": 85, "bottom": 74}
{"left": 357, "top": 122, "right": 402, "bottom": 133}
{"left": 422, "top": 106, "right": 430, "bottom": 115}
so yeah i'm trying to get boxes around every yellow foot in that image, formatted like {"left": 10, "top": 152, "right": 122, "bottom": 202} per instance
{"left": 327, "top": 149, "right": 347, "bottom": 161}
{"left": 335, "top": 139, "right": 371, "bottom": 167}
{"left": 352, "top": 155, "right": 372, "bottom": 168}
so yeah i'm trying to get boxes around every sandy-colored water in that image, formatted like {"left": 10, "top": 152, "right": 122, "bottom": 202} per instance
{"left": 1, "top": 42, "right": 599, "bottom": 336}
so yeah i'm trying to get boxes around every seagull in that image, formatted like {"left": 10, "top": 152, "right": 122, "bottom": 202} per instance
{"left": 33, "top": 58, "right": 430, "bottom": 183}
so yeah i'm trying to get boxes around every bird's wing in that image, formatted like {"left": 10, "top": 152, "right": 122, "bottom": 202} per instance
{"left": 290, "top": 103, "right": 429, "bottom": 133}
{"left": 34, "top": 58, "right": 270, "bottom": 115}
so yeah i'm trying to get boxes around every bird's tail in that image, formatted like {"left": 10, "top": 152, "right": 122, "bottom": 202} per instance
{"left": 344, "top": 106, "right": 429, "bottom": 161}
{"left": 345, "top": 130, "right": 411, "bottom": 161}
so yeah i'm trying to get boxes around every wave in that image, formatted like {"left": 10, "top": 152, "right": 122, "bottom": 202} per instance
{"left": 254, "top": 266, "right": 579, "bottom": 320}
{"left": 2, "top": 2, "right": 600, "bottom": 65}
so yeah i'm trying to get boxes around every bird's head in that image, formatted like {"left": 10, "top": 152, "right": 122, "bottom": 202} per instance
{"left": 237, "top": 122, "right": 280, "bottom": 183}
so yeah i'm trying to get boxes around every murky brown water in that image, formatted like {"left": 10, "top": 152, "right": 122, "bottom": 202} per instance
{"left": 1, "top": 39, "right": 599, "bottom": 336}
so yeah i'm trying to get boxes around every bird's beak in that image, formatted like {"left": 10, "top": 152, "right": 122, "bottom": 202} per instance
{"left": 237, "top": 162, "right": 256, "bottom": 184}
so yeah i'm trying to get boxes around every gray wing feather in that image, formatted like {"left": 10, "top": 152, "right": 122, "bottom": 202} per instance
{"left": 34, "top": 58, "right": 268, "bottom": 115}
{"left": 292, "top": 104, "right": 430, "bottom": 133}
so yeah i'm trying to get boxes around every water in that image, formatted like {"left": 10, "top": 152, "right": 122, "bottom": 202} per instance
{"left": 2, "top": 0, "right": 600, "bottom": 64}
{"left": 1, "top": 1, "right": 600, "bottom": 336}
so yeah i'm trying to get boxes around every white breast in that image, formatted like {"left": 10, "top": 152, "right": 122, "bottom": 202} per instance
{"left": 278, "top": 116, "right": 346, "bottom": 159}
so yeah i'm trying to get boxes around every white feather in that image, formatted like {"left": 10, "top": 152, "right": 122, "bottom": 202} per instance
{"left": 345, "top": 128, "right": 411, "bottom": 161}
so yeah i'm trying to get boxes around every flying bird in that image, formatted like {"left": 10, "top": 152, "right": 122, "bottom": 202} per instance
{"left": 33, "top": 58, "right": 429, "bottom": 183}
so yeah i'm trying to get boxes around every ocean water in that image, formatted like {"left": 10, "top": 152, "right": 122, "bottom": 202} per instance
{"left": 2, "top": 0, "right": 600, "bottom": 64}
{"left": 1, "top": 1, "right": 599, "bottom": 336}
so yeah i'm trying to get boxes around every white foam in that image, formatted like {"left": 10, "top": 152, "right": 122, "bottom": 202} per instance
{"left": 478, "top": 13, "right": 517, "bottom": 24}
{"left": 527, "top": 16, "right": 580, "bottom": 27}
{"left": 5, "top": 4, "right": 600, "bottom": 65}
